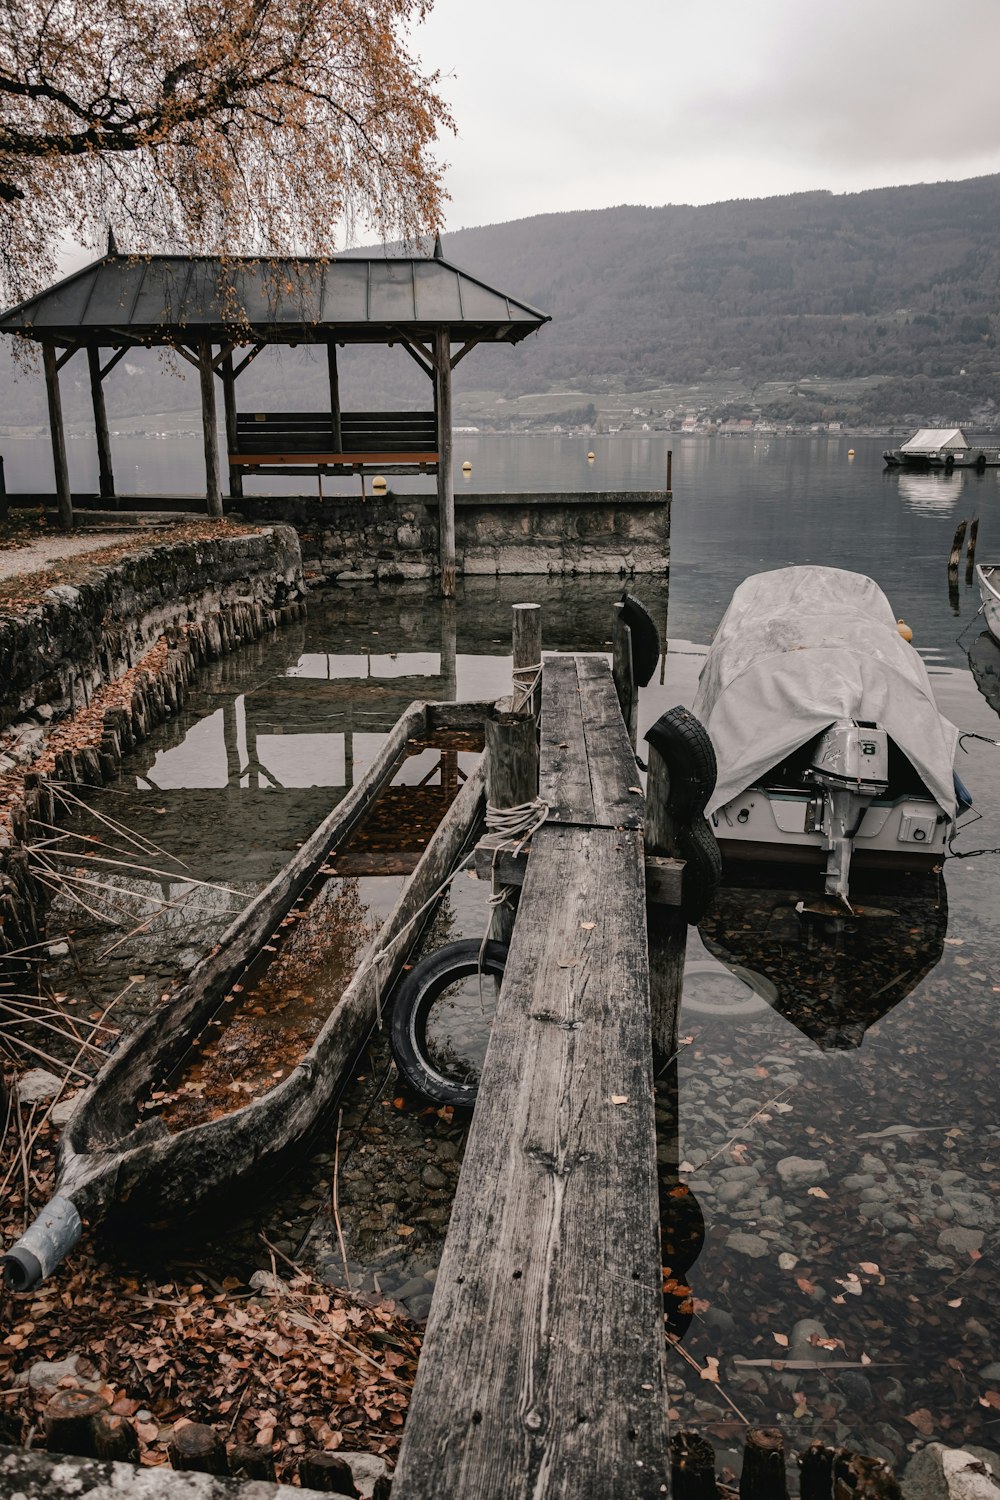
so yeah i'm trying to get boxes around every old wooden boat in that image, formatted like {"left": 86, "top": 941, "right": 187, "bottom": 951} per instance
{"left": 692, "top": 566, "right": 969, "bottom": 909}
{"left": 2, "top": 698, "right": 488, "bottom": 1291}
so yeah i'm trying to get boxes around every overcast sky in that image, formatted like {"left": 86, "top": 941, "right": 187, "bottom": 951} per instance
{"left": 415, "top": 0, "right": 1000, "bottom": 230}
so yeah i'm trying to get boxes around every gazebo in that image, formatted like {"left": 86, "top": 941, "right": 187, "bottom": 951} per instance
{"left": 0, "top": 237, "right": 550, "bottom": 595}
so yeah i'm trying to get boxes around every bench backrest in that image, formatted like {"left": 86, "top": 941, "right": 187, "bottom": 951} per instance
{"left": 234, "top": 411, "right": 437, "bottom": 455}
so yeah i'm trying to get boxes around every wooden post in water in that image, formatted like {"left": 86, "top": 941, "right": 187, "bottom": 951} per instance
{"left": 666, "top": 446, "right": 673, "bottom": 498}
{"left": 198, "top": 340, "right": 224, "bottom": 518}
{"left": 671, "top": 1431, "right": 718, "bottom": 1500}
{"left": 511, "top": 601, "right": 542, "bottom": 715}
{"left": 87, "top": 344, "right": 116, "bottom": 501}
{"left": 740, "top": 1427, "right": 789, "bottom": 1500}
{"left": 612, "top": 601, "right": 638, "bottom": 748}
{"left": 643, "top": 722, "right": 687, "bottom": 1058}
{"left": 42, "top": 339, "right": 73, "bottom": 530}
{"left": 434, "top": 327, "right": 456, "bottom": 598}
{"left": 949, "top": 519, "right": 969, "bottom": 581}
{"left": 966, "top": 515, "right": 980, "bottom": 584}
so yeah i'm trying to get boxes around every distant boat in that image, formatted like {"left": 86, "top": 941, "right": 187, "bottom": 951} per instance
{"left": 884, "top": 427, "right": 990, "bottom": 470}
{"left": 692, "top": 566, "right": 970, "bottom": 910}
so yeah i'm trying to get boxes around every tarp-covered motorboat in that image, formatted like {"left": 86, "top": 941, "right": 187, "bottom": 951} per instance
{"left": 692, "top": 566, "right": 967, "bottom": 907}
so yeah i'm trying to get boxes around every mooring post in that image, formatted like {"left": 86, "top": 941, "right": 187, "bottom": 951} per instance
{"left": 949, "top": 518, "right": 969, "bottom": 581}
{"left": 511, "top": 601, "right": 542, "bottom": 715}
{"left": 612, "top": 601, "right": 638, "bottom": 748}
{"left": 966, "top": 515, "right": 980, "bottom": 584}
{"left": 485, "top": 705, "right": 539, "bottom": 947}
{"left": 666, "top": 446, "right": 673, "bottom": 498}
{"left": 643, "top": 725, "right": 687, "bottom": 1058}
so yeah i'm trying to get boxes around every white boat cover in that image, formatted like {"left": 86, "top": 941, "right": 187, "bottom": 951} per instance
{"left": 692, "top": 566, "right": 959, "bottom": 817}
{"left": 900, "top": 428, "right": 968, "bottom": 454}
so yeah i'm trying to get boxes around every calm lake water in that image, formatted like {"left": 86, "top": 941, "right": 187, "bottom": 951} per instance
{"left": 42, "top": 434, "right": 1000, "bottom": 1468}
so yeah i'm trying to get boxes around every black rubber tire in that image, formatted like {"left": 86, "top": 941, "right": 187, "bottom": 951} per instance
{"left": 644, "top": 706, "right": 718, "bottom": 822}
{"left": 390, "top": 939, "right": 508, "bottom": 1108}
{"left": 620, "top": 593, "right": 661, "bottom": 688}
{"left": 677, "top": 816, "right": 723, "bottom": 924}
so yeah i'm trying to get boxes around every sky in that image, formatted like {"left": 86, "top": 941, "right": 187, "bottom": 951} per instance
{"left": 414, "top": 0, "right": 1000, "bottom": 230}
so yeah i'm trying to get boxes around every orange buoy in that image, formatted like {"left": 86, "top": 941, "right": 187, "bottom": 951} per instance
{"left": 896, "top": 619, "right": 913, "bottom": 642}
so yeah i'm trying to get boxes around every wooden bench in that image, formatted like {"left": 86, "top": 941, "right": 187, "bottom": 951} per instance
{"left": 228, "top": 410, "right": 439, "bottom": 476}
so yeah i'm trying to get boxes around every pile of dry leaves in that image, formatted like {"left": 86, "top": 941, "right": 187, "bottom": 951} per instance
{"left": 0, "top": 1103, "right": 421, "bottom": 1477}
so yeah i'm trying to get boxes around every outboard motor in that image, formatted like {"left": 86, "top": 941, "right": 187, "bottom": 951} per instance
{"left": 804, "top": 719, "right": 889, "bottom": 911}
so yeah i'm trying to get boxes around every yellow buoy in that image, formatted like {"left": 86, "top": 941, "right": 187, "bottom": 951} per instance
{"left": 462, "top": 460, "right": 472, "bottom": 473}
{"left": 848, "top": 448, "right": 855, "bottom": 458}
{"left": 372, "top": 475, "right": 387, "bottom": 492}
{"left": 896, "top": 618, "right": 913, "bottom": 642}
{"left": 587, "top": 451, "right": 596, "bottom": 462}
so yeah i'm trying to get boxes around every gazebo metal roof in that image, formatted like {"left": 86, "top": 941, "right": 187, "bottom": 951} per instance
{"left": 0, "top": 252, "right": 550, "bottom": 345}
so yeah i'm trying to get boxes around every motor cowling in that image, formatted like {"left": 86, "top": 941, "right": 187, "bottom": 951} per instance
{"left": 805, "top": 719, "right": 889, "bottom": 796}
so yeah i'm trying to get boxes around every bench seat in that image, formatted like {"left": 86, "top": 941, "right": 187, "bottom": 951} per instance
{"left": 230, "top": 410, "right": 439, "bottom": 473}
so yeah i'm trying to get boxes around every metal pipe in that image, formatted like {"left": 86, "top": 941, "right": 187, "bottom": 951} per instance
{"left": 1, "top": 1194, "right": 82, "bottom": 1291}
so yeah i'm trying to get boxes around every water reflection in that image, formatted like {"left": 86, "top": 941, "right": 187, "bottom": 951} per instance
{"left": 967, "top": 630, "right": 1000, "bottom": 719}
{"left": 893, "top": 469, "right": 965, "bottom": 515}
{"left": 698, "top": 876, "right": 948, "bottom": 1050}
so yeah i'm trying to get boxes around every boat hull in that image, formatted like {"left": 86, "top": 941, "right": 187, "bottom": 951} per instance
{"left": 712, "top": 787, "right": 947, "bottom": 875}
{"left": 976, "top": 564, "right": 1000, "bottom": 644}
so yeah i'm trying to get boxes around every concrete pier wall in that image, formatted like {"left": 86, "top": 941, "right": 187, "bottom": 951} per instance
{"left": 231, "top": 490, "right": 670, "bottom": 583}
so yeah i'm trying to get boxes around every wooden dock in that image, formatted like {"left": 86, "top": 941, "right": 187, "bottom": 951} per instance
{"left": 393, "top": 650, "right": 674, "bottom": 1499}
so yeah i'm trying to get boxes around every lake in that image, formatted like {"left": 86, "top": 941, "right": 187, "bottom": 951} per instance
{"left": 37, "top": 433, "right": 1000, "bottom": 1469}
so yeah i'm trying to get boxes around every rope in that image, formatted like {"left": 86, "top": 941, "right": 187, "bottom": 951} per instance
{"left": 511, "top": 661, "right": 542, "bottom": 715}
{"left": 478, "top": 796, "right": 550, "bottom": 999}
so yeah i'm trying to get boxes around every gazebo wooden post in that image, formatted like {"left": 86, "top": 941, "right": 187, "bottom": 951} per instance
{"left": 198, "top": 339, "right": 224, "bottom": 518}
{"left": 86, "top": 344, "right": 116, "bottom": 502}
{"left": 327, "top": 341, "right": 342, "bottom": 451}
{"left": 220, "top": 352, "right": 242, "bottom": 501}
{"left": 42, "top": 340, "right": 73, "bottom": 530}
{"left": 434, "top": 326, "right": 456, "bottom": 598}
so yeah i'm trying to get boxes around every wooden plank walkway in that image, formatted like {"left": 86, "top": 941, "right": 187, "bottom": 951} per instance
{"left": 393, "top": 655, "right": 669, "bottom": 1499}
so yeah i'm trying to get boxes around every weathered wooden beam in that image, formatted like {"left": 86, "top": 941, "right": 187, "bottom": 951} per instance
{"left": 87, "top": 345, "right": 116, "bottom": 500}
{"left": 55, "top": 342, "right": 79, "bottom": 371}
{"left": 643, "top": 720, "right": 687, "bottom": 1059}
{"left": 211, "top": 341, "right": 237, "bottom": 372}
{"left": 394, "top": 331, "right": 435, "bottom": 378}
{"left": 512, "top": 602, "right": 542, "bottom": 716}
{"left": 473, "top": 838, "right": 683, "bottom": 906}
{"left": 450, "top": 337, "right": 479, "bottom": 370}
{"left": 434, "top": 326, "right": 456, "bottom": 597}
{"left": 392, "top": 820, "right": 668, "bottom": 1500}
{"left": 484, "top": 705, "right": 538, "bottom": 946}
{"left": 42, "top": 339, "right": 73, "bottom": 530}
{"left": 232, "top": 342, "right": 266, "bottom": 378}
{"left": 198, "top": 339, "right": 224, "bottom": 518}
{"left": 327, "top": 342, "right": 343, "bottom": 451}
{"left": 99, "top": 345, "right": 129, "bottom": 381}
{"left": 612, "top": 602, "right": 638, "bottom": 748}
{"left": 220, "top": 353, "right": 242, "bottom": 500}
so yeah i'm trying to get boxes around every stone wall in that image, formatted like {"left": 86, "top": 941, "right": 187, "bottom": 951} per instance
{"left": 0, "top": 526, "right": 303, "bottom": 731}
{"left": 0, "top": 526, "right": 305, "bottom": 956}
{"left": 233, "top": 491, "right": 669, "bottom": 583}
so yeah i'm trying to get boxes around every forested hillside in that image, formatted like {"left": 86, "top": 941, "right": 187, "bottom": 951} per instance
{"left": 441, "top": 176, "right": 1000, "bottom": 423}
{"left": 4, "top": 175, "right": 1000, "bottom": 428}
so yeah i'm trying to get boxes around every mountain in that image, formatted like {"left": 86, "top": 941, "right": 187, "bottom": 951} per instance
{"left": 438, "top": 176, "right": 1000, "bottom": 425}
{"left": 3, "top": 175, "right": 1000, "bottom": 430}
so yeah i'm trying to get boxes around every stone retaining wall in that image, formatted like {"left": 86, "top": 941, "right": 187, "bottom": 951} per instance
{"left": 0, "top": 526, "right": 303, "bottom": 730}
{"left": 233, "top": 491, "right": 669, "bottom": 583}
{"left": 0, "top": 527, "right": 306, "bottom": 957}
